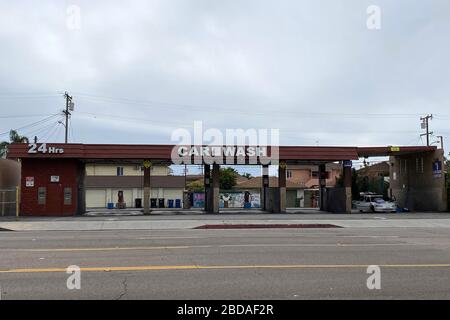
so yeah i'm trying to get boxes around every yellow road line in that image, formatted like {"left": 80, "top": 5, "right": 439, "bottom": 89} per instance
{"left": 3, "top": 246, "right": 191, "bottom": 252}
{"left": 0, "top": 243, "right": 425, "bottom": 253}
{"left": 1, "top": 264, "right": 450, "bottom": 274}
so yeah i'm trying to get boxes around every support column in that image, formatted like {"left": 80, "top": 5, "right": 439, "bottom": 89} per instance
{"left": 77, "top": 161, "right": 86, "bottom": 215}
{"left": 143, "top": 163, "right": 151, "bottom": 215}
{"left": 277, "top": 162, "right": 286, "bottom": 213}
{"left": 211, "top": 164, "right": 220, "bottom": 213}
{"left": 262, "top": 165, "right": 269, "bottom": 211}
{"left": 318, "top": 164, "right": 326, "bottom": 211}
{"left": 343, "top": 161, "right": 352, "bottom": 214}
{"left": 204, "top": 164, "right": 211, "bottom": 212}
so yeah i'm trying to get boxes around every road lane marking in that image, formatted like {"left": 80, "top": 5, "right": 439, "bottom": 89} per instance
{"left": 0, "top": 242, "right": 434, "bottom": 252}
{"left": 0, "top": 246, "right": 191, "bottom": 252}
{"left": 1, "top": 264, "right": 450, "bottom": 274}
{"left": 135, "top": 236, "right": 207, "bottom": 240}
{"left": 0, "top": 234, "right": 406, "bottom": 241}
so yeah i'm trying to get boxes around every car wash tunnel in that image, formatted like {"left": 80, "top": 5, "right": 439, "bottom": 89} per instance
{"left": 5, "top": 143, "right": 447, "bottom": 216}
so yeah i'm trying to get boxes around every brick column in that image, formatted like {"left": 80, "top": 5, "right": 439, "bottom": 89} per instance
{"left": 278, "top": 163, "right": 286, "bottom": 213}
{"left": 343, "top": 161, "right": 352, "bottom": 214}
{"left": 262, "top": 165, "right": 269, "bottom": 211}
{"left": 318, "top": 164, "right": 326, "bottom": 211}
{"left": 204, "top": 164, "right": 211, "bottom": 212}
{"left": 211, "top": 164, "right": 220, "bottom": 213}
{"left": 77, "top": 161, "right": 86, "bottom": 215}
{"left": 143, "top": 163, "right": 151, "bottom": 215}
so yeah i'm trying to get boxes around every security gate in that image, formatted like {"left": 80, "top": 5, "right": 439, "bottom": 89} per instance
{"left": 0, "top": 188, "right": 18, "bottom": 216}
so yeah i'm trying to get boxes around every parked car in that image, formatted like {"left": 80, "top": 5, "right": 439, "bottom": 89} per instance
{"left": 352, "top": 193, "right": 397, "bottom": 213}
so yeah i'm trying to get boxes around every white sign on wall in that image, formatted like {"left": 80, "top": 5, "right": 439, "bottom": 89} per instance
{"left": 50, "top": 176, "right": 60, "bottom": 183}
{"left": 28, "top": 143, "right": 64, "bottom": 154}
{"left": 25, "top": 176, "right": 34, "bottom": 187}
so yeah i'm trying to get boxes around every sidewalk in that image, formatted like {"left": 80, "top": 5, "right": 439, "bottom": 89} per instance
{"left": 1, "top": 211, "right": 450, "bottom": 231}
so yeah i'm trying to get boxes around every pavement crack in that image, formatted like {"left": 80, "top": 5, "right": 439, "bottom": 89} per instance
{"left": 116, "top": 276, "right": 128, "bottom": 300}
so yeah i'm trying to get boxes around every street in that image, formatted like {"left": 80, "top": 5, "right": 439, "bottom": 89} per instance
{"left": 1, "top": 225, "right": 450, "bottom": 299}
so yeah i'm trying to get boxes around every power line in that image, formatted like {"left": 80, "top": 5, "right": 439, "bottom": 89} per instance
{"left": 74, "top": 111, "right": 450, "bottom": 135}
{"left": 76, "top": 111, "right": 192, "bottom": 128}
{"left": 49, "top": 123, "right": 63, "bottom": 142}
{"left": 0, "top": 93, "right": 60, "bottom": 99}
{"left": 38, "top": 124, "right": 58, "bottom": 142}
{"left": 0, "top": 114, "right": 56, "bottom": 119}
{"left": 40, "top": 122, "right": 62, "bottom": 143}
{"left": 69, "top": 117, "right": 75, "bottom": 142}
{"left": 23, "top": 119, "right": 63, "bottom": 140}
{"left": 28, "top": 116, "right": 66, "bottom": 142}
{"left": 73, "top": 92, "right": 429, "bottom": 119}
{"left": 0, "top": 113, "right": 61, "bottom": 137}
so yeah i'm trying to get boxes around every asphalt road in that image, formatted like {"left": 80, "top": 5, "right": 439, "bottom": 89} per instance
{"left": 1, "top": 227, "right": 450, "bottom": 299}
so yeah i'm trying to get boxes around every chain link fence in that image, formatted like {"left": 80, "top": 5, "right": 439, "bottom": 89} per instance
{"left": 0, "top": 188, "right": 18, "bottom": 217}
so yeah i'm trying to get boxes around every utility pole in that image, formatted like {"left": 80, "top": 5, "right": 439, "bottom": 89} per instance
{"left": 420, "top": 114, "right": 433, "bottom": 146}
{"left": 63, "top": 92, "right": 74, "bottom": 143}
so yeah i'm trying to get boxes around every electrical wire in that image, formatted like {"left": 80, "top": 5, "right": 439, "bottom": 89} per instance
{"left": 39, "top": 122, "right": 61, "bottom": 143}
{"left": 0, "top": 92, "right": 60, "bottom": 99}
{"left": 27, "top": 116, "right": 66, "bottom": 141}
{"left": 76, "top": 111, "right": 192, "bottom": 128}
{"left": 24, "top": 121, "right": 61, "bottom": 140}
{"left": 74, "top": 111, "right": 443, "bottom": 136}
{"left": 0, "top": 114, "right": 56, "bottom": 119}
{"left": 73, "top": 92, "right": 429, "bottom": 119}
{"left": 69, "top": 118, "right": 75, "bottom": 142}
{"left": 49, "top": 123, "right": 63, "bottom": 142}
{"left": 0, "top": 113, "right": 61, "bottom": 137}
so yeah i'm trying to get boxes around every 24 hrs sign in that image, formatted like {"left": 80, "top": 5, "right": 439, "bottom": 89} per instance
{"left": 28, "top": 143, "right": 64, "bottom": 154}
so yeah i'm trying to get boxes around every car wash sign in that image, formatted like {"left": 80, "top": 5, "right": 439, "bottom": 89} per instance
{"left": 432, "top": 159, "right": 443, "bottom": 178}
{"left": 173, "top": 145, "right": 274, "bottom": 165}
{"left": 28, "top": 143, "right": 64, "bottom": 154}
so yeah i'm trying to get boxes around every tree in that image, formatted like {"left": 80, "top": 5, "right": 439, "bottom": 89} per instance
{"left": 0, "top": 130, "right": 29, "bottom": 158}
{"left": 242, "top": 172, "right": 253, "bottom": 179}
{"left": 219, "top": 167, "right": 238, "bottom": 190}
{"left": 336, "top": 169, "right": 389, "bottom": 200}
{"left": 186, "top": 180, "right": 204, "bottom": 192}
{"left": 186, "top": 168, "right": 239, "bottom": 192}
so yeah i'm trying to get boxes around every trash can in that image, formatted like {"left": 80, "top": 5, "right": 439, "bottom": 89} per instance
{"left": 135, "top": 198, "right": 142, "bottom": 208}
{"left": 158, "top": 198, "right": 165, "bottom": 208}
{"left": 150, "top": 198, "right": 157, "bottom": 208}
{"left": 168, "top": 199, "right": 174, "bottom": 208}
{"left": 107, "top": 202, "right": 114, "bottom": 209}
{"left": 175, "top": 199, "right": 182, "bottom": 208}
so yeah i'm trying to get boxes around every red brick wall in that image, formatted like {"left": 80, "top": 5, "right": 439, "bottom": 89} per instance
{"left": 20, "top": 158, "right": 81, "bottom": 216}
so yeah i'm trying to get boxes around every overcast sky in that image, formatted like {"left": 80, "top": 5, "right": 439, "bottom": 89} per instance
{"left": 1, "top": 0, "right": 450, "bottom": 160}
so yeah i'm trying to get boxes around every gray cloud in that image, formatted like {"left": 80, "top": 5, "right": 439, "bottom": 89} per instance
{"left": 1, "top": 0, "right": 449, "bottom": 154}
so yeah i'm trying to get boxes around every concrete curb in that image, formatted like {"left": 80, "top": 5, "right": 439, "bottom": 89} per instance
{"left": 2, "top": 218, "right": 450, "bottom": 231}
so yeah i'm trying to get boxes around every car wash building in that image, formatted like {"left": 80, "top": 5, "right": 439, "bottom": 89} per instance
{"left": 6, "top": 143, "right": 447, "bottom": 216}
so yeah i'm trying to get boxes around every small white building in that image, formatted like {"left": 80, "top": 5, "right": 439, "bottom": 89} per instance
{"left": 85, "top": 163, "right": 185, "bottom": 208}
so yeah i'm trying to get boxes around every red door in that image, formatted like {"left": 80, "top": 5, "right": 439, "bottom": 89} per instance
{"left": 46, "top": 183, "right": 63, "bottom": 215}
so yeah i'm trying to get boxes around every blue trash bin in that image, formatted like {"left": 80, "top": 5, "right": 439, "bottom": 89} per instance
{"left": 107, "top": 203, "right": 114, "bottom": 209}
{"left": 175, "top": 199, "right": 181, "bottom": 208}
{"left": 168, "top": 199, "right": 174, "bottom": 208}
